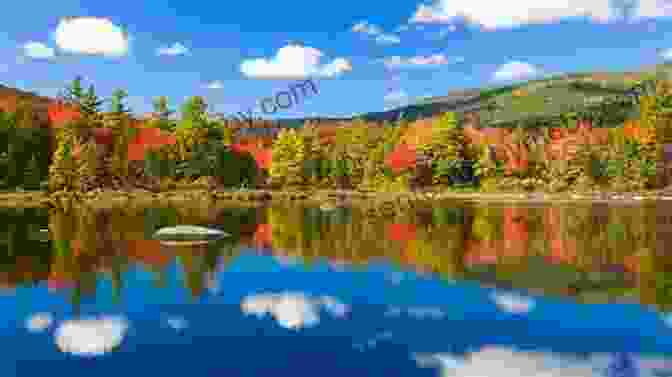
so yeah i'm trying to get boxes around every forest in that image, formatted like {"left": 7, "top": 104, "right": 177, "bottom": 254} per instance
{"left": 1, "top": 70, "right": 672, "bottom": 196}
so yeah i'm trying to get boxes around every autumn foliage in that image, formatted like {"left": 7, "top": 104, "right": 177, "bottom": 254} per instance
{"left": 231, "top": 143, "right": 272, "bottom": 170}
{"left": 253, "top": 223, "right": 273, "bottom": 248}
{"left": 387, "top": 223, "right": 417, "bottom": 242}
{"left": 47, "top": 101, "right": 82, "bottom": 127}
{"left": 127, "top": 127, "right": 177, "bottom": 161}
{"left": 385, "top": 142, "right": 417, "bottom": 173}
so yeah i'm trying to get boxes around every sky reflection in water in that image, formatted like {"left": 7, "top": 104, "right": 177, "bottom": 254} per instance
{"left": 1, "top": 203, "right": 672, "bottom": 376}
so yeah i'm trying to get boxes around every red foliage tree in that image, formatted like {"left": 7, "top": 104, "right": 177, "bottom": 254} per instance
{"left": 543, "top": 207, "right": 577, "bottom": 264}
{"left": 502, "top": 207, "right": 529, "bottom": 258}
{"left": 253, "top": 224, "right": 273, "bottom": 248}
{"left": 127, "top": 127, "right": 177, "bottom": 161}
{"left": 47, "top": 101, "right": 82, "bottom": 127}
{"left": 231, "top": 143, "right": 272, "bottom": 170}
{"left": 387, "top": 223, "right": 417, "bottom": 242}
{"left": 385, "top": 143, "right": 417, "bottom": 173}
{"left": 126, "top": 240, "right": 171, "bottom": 267}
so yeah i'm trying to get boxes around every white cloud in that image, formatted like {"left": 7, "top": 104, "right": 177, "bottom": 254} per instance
{"left": 414, "top": 347, "right": 598, "bottom": 377}
{"left": 320, "top": 58, "right": 352, "bottom": 77}
{"left": 26, "top": 312, "right": 54, "bottom": 333}
{"left": 493, "top": 61, "right": 541, "bottom": 82}
{"left": 351, "top": 21, "right": 382, "bottom": 35}
{"left": 384, "top": 89, "right": 409, "bottom": 104}
{"left": 383, "top": 305, "right": 446, "bottom": 319}
{"left": 410, "top": 4, "right": 456, "bottom": 24}
{"left": 54, "top": 17, "right": 128, "bottom": 57}
{"left": 55, "top": 316, "right": 129, "bottom": 357}
{"left": 353, "top": 21, "right": 400, "bottom": 44}
{"left": 490, "top": 292, "right": 536, "bottom": 314}
{"left": 413, "top": 352, "right": 465, "bottom": 369}
{"left": 383, "top": 53, "right": 458, "bottom": 69}
{"left": 661, "top": 48, "right": 672, "bottom": 61}
{"left": 240, "top": 44, "right": 351, "bottom": 79}
{"left": 156, "top": 42, "right": 189, "bottom": 56}
{"left": 408, "top": 0, "right": 672, "bottom": 29}
{"left": 241, "top": 292, "right": 349, "bottom": 330}
{"left": 414, "top": 348, "right": 672, "bottom": 377}
{"left": 375, "top": 34, "right": 401, "bottom": 44}
{"left": 205, "top": 80, "right": 224, "bottom": 89}
{"left": 23, "top": 42, "right": 55, "bottom": 60}
{"left": 166, "top": 316, "right": 189, "bottom": 331}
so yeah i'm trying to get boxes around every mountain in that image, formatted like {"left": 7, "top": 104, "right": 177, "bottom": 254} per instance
{"left": 0, "top": 84, "right": 54, "bottom": 126}
{"left": 0, "top": 64, "right": 665, "bottom": 130}
{"left": 277, "top": 68, "right": 653, "bottom": 127}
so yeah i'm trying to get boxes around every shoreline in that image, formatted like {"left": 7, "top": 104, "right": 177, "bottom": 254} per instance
{"left": 1, "top": 187, "right": 671, "bottom": 209}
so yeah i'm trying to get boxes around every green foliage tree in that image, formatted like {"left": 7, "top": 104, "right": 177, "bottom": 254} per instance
{"left": 427, "top": 112, "right": 466, "bottom": 185}
{"left": 270, "top": 128, "right": 308, "bottom": 188}
{"left": 4, "top": 101, "right": 49, "bottom": 188}
{"left": 63, "top": 76, "right": 85, "bottom": 104}
{"left": 178, "top": 96, "right": 208, "bottom": 129}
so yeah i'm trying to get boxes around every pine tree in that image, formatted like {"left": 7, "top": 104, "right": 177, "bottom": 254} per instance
{"left": 64, "top": 76, "right": 85, "bottom": 104}
{"left": 150, "top": 96, "right": 176, "bottom": 132}
{"left": 80, "top": 85, "right": 104, "bottom": 119}
{"left": 110, "top": 89, "right": 130, "bottom": 114}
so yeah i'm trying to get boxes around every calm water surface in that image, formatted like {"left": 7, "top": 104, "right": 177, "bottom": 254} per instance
{"left": 2, "top": 202, "right": 672, "bottom": 376}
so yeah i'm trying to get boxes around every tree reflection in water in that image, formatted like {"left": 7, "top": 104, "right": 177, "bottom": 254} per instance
{"left": 0, "top": 201, "right": 671, "bottom": 312}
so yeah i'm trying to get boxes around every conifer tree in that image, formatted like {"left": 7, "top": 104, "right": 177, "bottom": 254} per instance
{"left": 80, "top": 84, "right": 104, "bottom": 119}
{"left": 110, "top": 89, "right": 130, "bottom": 114}
{"left": 150, "top": 96, "right": 176, "bottom": 132}
{"left": 63, "top": 76, "right": 85, "bottom": 104}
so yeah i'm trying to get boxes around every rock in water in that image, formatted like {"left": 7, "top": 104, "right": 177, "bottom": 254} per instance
{"left": 153, "top": 225, "right": 230, "bottom": 245}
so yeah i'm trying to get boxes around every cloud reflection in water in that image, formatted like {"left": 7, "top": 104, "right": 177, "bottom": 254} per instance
{"left": 26, "top": 312, "right": 54, "bottom": 333}
{"left": 54, "top": 316, "right": 129, "bottom": 357}
{"left": 241, "top": 292, "right": 349, "bottom": 330}
{"left": 490, "top": 292, "right": 536, "bottom": 314}
{"left": 414, "top": 347, "right": 602, "bottom": 377}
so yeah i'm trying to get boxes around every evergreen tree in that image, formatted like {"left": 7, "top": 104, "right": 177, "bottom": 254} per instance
{"left": 64, "top": 76, "right": 85, "bottom": 104}
{"left": 153, "top": 96, "right": 175, "bottom": 119}
{"left": 151, "top": 96, "right": 176, "bottom": 132}
{"left": 80, "top": 84, "right": 104, "bottom": 118}
{"left": 110, "top": 89, "right": 130, "bottom": 114}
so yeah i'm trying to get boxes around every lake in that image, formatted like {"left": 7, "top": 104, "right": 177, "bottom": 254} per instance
{"left": 2, "top": 201, "right": 672, "bottom": 376}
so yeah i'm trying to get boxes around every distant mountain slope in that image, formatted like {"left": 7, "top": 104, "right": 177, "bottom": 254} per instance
{"left": 0, "top": 84, "right": 54, "bottom": 125}
{"left": 342, "top": 69, "right": 652, "bottom": 125}
{"left": 0, "top": 65, "right": 664, "bottom": 130}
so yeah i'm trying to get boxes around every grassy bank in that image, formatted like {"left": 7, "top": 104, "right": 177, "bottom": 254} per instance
{"left": 1, "top": 187, "right": 670, "bottom": 211}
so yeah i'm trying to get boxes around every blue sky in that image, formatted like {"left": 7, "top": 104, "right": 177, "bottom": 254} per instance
{"left": 1, "top": 0, "right": 672, "bottom": 118}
